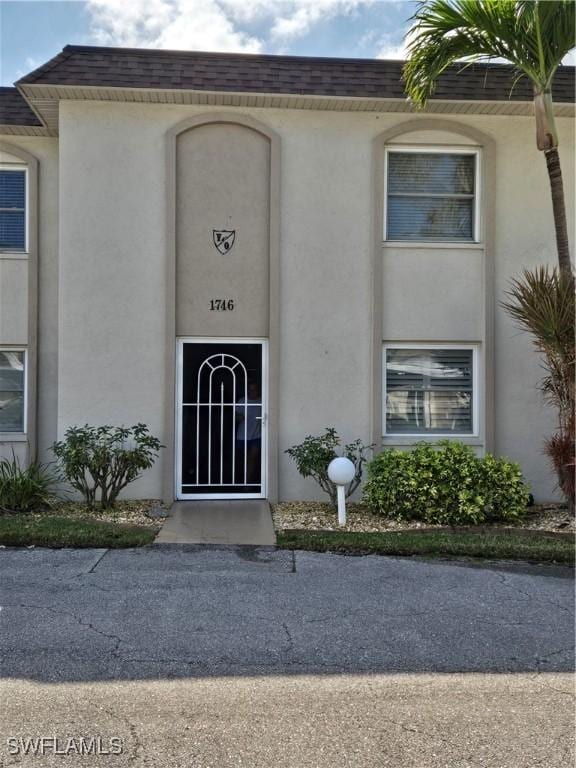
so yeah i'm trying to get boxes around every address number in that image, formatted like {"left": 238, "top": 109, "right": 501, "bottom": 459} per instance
{"left": 210, "top": 299, "right": 235, "bottom": 311}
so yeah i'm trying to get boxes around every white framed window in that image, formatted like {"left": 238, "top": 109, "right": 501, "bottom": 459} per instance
{"left": 383, "top": 343, "right": 479, "bottom": 437}
{"left": 0, "top": 166, "right": 28, "bottom": 252}
{"left": 0, "top": 349, "right": 27, "bottom": 434}
{"left": 384, "top": 147, "right": 480, "bottom": 243}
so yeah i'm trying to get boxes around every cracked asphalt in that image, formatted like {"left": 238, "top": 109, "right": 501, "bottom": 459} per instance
{"left": 0, "top": 546, "right": 573, "bottom": 767}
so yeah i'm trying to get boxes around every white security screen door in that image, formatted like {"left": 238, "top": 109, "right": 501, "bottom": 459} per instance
{"left": 176, "top": 339, "right": 267, "bottom": 499}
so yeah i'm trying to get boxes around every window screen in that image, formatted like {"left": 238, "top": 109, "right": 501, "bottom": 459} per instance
{"left": 386, "top": 152, "right": 475, "bottom": 241}
{"left": 0, "top": 351, "right": 25, "bottom": 432}
{"left": 0, "top": 169, "right": 26, "bottom": 251}
{"left": 385, "top": 348, "right": 474, "bottom": 434}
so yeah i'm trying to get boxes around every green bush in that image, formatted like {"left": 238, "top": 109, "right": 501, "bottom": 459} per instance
{"left": 0, "top": 454, "right": 61, "bottom": 513}
{"left": 52, "top": 424, "right": 163, "bottom": 509}
{"left": 285, "top": 428, "right": 373, "bottom": 509}
{"left": 362, "top": 441, "right": 530, "bottom": 525}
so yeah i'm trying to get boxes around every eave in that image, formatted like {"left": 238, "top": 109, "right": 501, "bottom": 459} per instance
{"left": 14, "top": 83, "right": 575, "bottom": 138}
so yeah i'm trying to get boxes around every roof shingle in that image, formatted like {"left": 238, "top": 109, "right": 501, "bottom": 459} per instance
{"left": 17, "top": 45, "right": 575, "bottom": 103}
{"left": 0, "top": 87, "right": 43, "bottom": 127}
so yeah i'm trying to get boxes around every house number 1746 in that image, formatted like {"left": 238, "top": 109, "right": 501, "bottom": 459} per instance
{"left": 210, "top": 299, "right": 235, "bottom": 311}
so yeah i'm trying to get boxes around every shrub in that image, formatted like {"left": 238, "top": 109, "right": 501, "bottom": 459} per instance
{"left": 285, "top": 428, "right": 373, "bottom": 509}
{"left": 362, "top": 441, "right": 530, "bottom": 526}
{"left": 502, "top": 267, "right": 575, "bottom": 514}
{"left": 544, "top": 429, "right": 575, "bottom": 513}
{"left": 52, "top": 424, "right": 163, "bottom": 509}
{"left": 0, "top": 453, "right": 60, "bottom": 513}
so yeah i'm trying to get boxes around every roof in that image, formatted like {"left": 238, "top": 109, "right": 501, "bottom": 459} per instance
{"left": 0, "top": 87, "right": 43, "bottom": 127}
{"left": 16, "top": 45, "right": 576, "bottom": 103}
{"left": 2, "top": 45, "right": 574, "bottom": 136}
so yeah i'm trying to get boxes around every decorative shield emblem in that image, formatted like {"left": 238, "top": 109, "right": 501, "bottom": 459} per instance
{"left": 213, "top": 230, "right": 236, "bottom": 254}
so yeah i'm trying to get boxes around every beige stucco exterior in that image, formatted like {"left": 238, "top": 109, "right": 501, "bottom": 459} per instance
{"left": 0, "top": 96, "right": 573, "bottom": 501}
{"left": 0, "top": 136, "right": 58, "bottom": 464}
{"left": 176, "top": 121, "right": 270, "bottom": 337}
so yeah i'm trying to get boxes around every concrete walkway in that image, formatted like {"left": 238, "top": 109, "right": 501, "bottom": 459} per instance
{"left": 154, "top": 500, "right": 276, "bottom": 545}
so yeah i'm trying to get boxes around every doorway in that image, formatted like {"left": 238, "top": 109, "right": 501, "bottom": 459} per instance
{"left": 176, "top": 339, "right": 267, "bottom": 499}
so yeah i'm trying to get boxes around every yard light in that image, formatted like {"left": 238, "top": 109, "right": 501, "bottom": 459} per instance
{"left": 327, "top": 457, "right": 355, "bottom": 527}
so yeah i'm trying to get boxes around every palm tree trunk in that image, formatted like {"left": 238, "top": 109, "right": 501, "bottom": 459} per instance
{"left": 544, "top": 147, "right": 573, "bottom": 277}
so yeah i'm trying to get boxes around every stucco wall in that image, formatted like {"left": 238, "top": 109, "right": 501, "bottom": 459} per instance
{"left": 381, "top": 248, "right": 484, "bottom": 341}
{"left": 57, "top": 105, "right": 168, "bottom": 497}
{"left": 0, "top": 259, "right": 28, "bottom": 342}
{"left": 176, "top": 122, "right": 270, "bottom": 337}
{"left": 0, "top": 137, "right": 59, "bottom": 464}
{"left": 31, "top": 100, "right": 576, "bottom": 500}
{"left": 489, "top": 114, "right": 574, "bottom": 499}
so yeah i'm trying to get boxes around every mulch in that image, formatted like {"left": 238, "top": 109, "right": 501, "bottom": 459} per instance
{"left": 272, "top": 501, "right": 574, "bottom": 535}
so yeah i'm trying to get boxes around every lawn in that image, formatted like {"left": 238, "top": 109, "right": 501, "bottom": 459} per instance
{"left": 273, "top": 502, "right": 574, "bottom": 565}
{"left": 277, "top": 528, "right": 574, "bottom": 564}
{"left": 0, "top": 499, "right": 164, "bottom": 548}
{"left": 1, "top": 499, "right": 573, "bottom": 563}
{"left": 0, "top": 514, "right": 157, "bottom": 548}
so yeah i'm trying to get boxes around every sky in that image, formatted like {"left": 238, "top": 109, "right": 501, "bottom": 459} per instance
{"left": 0, "top": 0, "right": 418, "bottom": 86}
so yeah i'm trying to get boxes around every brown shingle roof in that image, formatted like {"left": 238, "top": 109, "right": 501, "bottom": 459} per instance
{"left": 0, "top": 87, "right": 42, "bottom": 126}
{"left": 17, "top": 45, "right": 576, "bottom": 103}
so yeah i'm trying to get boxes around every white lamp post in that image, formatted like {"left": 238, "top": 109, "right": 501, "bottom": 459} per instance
{"left": 327, "top": 457, "right": 356, "bottom": 527}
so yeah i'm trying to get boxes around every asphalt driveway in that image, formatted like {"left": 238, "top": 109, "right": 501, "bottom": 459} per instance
{"left": 0, "top": 547, "right": 573, "bottom": 767}
{"left": 0, "top": 546, "right": 573, "bottom": 680}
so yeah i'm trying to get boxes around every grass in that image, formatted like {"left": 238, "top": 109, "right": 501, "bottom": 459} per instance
{"left": 0, "top": 515, "right": 157, "bottom": 548}
{"left": 1, "top": 504, "right": 572, "bottom": 562}
{"left": 0, "top": 498, "right": 164, "bottom": 548}
{"left": 277, "top": 528, "right": 575, "bottom": 565}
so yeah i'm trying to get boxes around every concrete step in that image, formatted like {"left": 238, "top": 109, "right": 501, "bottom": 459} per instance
{"left": 154, "top": 500, "right": 276, "bottom": 546}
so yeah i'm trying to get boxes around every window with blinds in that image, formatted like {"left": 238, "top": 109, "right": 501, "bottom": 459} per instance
{"left": 0, "top": 350, "right": 25, "bottom": 433}
{"left": 386, "top": 151, "right": 476, "bottom": 242}
{"left": 0, "top": 169, "right": 26, "bottom": 251}
{"left": 385, "top": 347, "right": 475, "bottom": 435}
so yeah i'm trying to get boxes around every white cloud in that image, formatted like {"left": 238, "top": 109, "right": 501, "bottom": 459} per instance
{"left": 269, "top": 1, "right": 370, "bottom": 41}
{"left": 375, "top": 26, "right": 417, "bottom": 60}
{"left": 87, "top": 0, "right": 262, "bottom": 52}
{"left": 86, "top": 0, "right": 376, "bottom": 53}
{"left": 375, "top": 40, "right": 406, "bottom": 59}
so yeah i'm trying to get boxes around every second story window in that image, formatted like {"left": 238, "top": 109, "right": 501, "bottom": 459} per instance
{"left": 0, "top": 168, "right": 27, "bottom": 252}
{"left": 385, "top": 149, "right": 478, "bottom": 243}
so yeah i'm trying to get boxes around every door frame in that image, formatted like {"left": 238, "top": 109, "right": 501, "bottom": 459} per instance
{"left": 175, "top": 337, "right": 269, "bottom": 500}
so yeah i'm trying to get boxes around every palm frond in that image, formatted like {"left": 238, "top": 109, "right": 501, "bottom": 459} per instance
{"left": 524, "top": 0, "right": 576, "bottom": 86}
{"left": 502, "top": 267, "right": 575, "bottom": 359}
{"left": 502, "top": 267, "right": 575, "bottom": 425}
{"left": 404, "top": 0, "right": 576, "bottom": 106}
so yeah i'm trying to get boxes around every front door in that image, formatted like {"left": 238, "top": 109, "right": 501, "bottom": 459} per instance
{"left": 176, "top": 339, "right": 267, "bottom": 499}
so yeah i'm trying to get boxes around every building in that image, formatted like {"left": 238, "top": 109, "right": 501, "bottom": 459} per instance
{"left": 0, "top": 46, "right": 574, "bottom": 502}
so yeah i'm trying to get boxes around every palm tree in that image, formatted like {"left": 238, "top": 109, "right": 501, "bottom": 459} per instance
{"left": 502, "top": 267, "right": 575, "bottom": 512}
{"left": 403, "top": 0, "right": 575, "bottom": 277}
